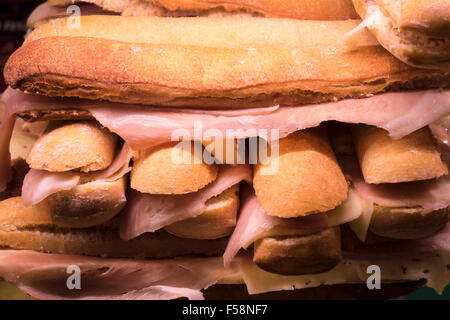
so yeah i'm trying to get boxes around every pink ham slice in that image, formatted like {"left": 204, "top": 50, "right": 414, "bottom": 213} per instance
{"left": 120, "top": 164, "right": 252, "bottom": 240}
{"left": 88, "top": 90, "right": 450, "bottom": 149}
{"left": 0, "top": 250, "right": 238, "bottom": 300}
{"left": 343, "top": 151, "right": 450, "bottom": 214}
{"left": 21, "top": 143, "right": 132, "bottom": 207}
{"left": 1, "top": 88, "right": 450, "bottom": 192}
{"left": 21, "top": 170, "right": 80, "bottom": 206}
{"left": 223, "top": 184, "right": 329, "bottom": 267}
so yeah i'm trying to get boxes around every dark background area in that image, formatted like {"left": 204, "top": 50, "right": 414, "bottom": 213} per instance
{"left": 0, "top": 0, "right": 41, "bottom": 91}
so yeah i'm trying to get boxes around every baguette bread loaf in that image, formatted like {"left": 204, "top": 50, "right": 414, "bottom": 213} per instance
{"left": 165, "top": 185, "right": 239, "bottom": 239}
{"left": 253, "top": 129, "right": 348, "bottom": 218}
{"left": 0, "top": 197, "right": 227, "bottom": 258}
{"left": 253, "top": 227, "right": 342, "bottom": 275}
{"left": 27, "top": 122, "right": 117, "bottom": 172}
{"left": 47, "top": 0, "right": 358, "bottom": 20}
{"left": 6, "top": 17, "right": 449, "bottom": 108}
{"left": 351, "top": 126, "right": 448, "bottom": 183}
{"left": 131, "top": 142, "right": 218, "bottom": 194}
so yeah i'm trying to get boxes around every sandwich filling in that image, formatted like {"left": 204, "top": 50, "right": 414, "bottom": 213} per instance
{"left": 1, "top": 11, "right": 450, "bottom": 299}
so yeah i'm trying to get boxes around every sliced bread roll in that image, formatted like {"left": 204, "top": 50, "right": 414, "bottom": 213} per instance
{"left": 27, "top": 121, "right": 117, "bottom": 172}
{"left": 253, "top": 227, "right": 342, "bottom": 275}
{"left": 351, "top": 125, "right": 448, "bottom": 184}
{"left": 369, "top": 205, "right": 449, "bottom": 239}
{"left": 0, "top": 197, "right": 227, "bottom": 258}
{"left": 165, "top": 185, "right": 239, "bottom": 239}
{"left": 254, "top": 129, "right": 348, "bottom": 218}
{"left": 34, "top": 177, "right": 127, "bottom": 229}
{"left": 131, "top": 141, "right": 218, "bottom": 194}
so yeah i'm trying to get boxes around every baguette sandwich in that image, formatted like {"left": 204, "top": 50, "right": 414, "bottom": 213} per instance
{"left": 0, "top": 13, "right": 449, "bottom": 299}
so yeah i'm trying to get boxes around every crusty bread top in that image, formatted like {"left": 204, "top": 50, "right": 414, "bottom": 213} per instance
{"left": 27, "top": 122, "right": 117, "bottom": 172}
{"left": 47, "top": 0, "right": 358, "bottom": 20}
{"left": 253, "top": 129, "right": 349, "bottom": 218}
{"left": 375, "top": 0, "right": 450, "bottom": 37}
{"left": 131, "top": 142, "right": 218, "bottom": 194}
{"left": 6, "top": 17, "right": 449, "bottom": 108}
{"left": 351, "top": 126, "right": 448, "bottom": 184}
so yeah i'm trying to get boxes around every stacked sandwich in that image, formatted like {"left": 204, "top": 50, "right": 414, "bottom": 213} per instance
{"left": 0, "top": 0, "right": 449, "bottom": 300}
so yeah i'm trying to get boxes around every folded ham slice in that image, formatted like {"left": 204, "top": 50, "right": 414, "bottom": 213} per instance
{"left": 120, "top": 164, "right": 252, "bottom": 240}
{"left": 343, "top": 154, "right": 450, "bottom": 214}
{"left": 21, "top": 143, "right": 132, "bottom": 206}
{"left": 21, "top": 170, "right": 80, "bottom": 207}
{"left": 0, "top": 250, "right": 239, "bottom": 300}
{"left": 1, "top": 88, "right": 449, "bottom": 192}
{"left": 223, "top": 184, "right": 329, "bottom": 267}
